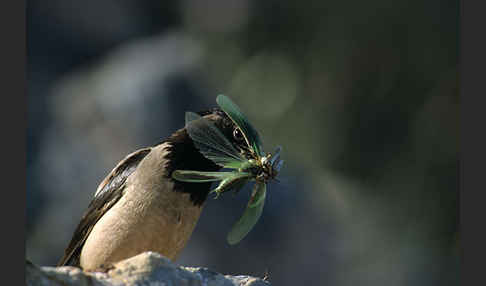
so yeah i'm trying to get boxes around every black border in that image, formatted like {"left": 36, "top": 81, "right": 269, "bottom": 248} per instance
{"left": 462, "top": 0, "right": 485, "bottom": 285}
{"left": 3, "top": 0, "right": 26, "bottom": 284}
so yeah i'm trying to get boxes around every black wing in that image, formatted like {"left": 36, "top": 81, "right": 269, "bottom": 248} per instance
{"left": 57, "top": 147, "right": 151, "bottom": 267}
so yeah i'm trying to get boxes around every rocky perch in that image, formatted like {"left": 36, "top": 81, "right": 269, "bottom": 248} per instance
{"left": 26, "top": 252, "right": 270, "bottom": 286}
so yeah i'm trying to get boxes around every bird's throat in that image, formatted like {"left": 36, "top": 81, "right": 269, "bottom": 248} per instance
{"left": 163, "top": 128, "right": 221, "bottom": 206}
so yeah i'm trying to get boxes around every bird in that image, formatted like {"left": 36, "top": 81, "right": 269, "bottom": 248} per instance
{"left": 57, "top": 108, "right": 248, "bottom": 271}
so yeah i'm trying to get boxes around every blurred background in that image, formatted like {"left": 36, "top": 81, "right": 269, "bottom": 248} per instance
{"left": 26, "top": 0, "right": 459, "bottom": 285}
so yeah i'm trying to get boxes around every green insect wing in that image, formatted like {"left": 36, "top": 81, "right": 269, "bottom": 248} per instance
{"left": 172, "top": 170, "right": 250, "bottom": 183}
{"left": 185, "top": 112, "right": 246, "bottom": 169}
{"left": 216, "top": 95, "right": 264, "bottom": 157}
{"left": 227, "top": 181, "right": 267, "bottom": 245}
{"left": 172, "top": 170, "right": 252, "bottom": 196}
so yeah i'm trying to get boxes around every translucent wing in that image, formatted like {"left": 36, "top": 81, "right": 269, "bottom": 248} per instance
{"left": 227, "top": 181, "right": 267, "bottom": 245}
{"left": 216, "top": 95, "right": 264, "bottom": 157}
{"left": 274, "top": 159, "right": 284, "bottom": 172}
{"left": 269, "top": 146, "right": 282, "bottom": 167}
{"left": 270, "top": 146, "right": 284, "bottom": 173}
{"left": 172, "top": 170, "right": 249, "bottom": 183}
{"left": 185, "top": 112, "right": 246, "bottom": 169}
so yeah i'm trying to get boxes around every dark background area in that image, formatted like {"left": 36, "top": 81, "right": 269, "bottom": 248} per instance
{"left": 26, "top": 1, "right": 459, "bottom": 285}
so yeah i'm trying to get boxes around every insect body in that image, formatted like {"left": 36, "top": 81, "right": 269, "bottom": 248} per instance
{"left": 172, "top": 95, "right": 283, "bottom": 244}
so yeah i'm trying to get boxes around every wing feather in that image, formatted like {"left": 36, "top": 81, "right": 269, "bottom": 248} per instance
{"left": 57, "top": 147, "right": 151, "bottom": 266}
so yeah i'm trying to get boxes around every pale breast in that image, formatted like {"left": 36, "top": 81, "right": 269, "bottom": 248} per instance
{"left": 79, "top": 143, "right": 204, "bottom": 271}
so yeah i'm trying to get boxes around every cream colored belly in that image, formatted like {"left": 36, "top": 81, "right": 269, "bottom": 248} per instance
{"left": 79, "top": 181, "right": 202, "bottom": 271}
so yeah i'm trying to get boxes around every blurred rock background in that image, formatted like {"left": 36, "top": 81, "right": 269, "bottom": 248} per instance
{"left": 26, "top": 1, "right": 459, "bottom": 285}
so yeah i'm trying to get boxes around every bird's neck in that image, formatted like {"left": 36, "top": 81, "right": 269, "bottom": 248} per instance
{"left": 164, "top": 128, "right": 221, "bottom": 206}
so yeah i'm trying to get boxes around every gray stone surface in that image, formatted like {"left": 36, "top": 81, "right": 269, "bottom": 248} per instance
{"left": 26, "top": 252, "right": 270, "bottom": 286}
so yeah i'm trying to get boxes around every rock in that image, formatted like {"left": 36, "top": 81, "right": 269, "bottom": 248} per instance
{"left": 26, "top": 252, "right": 270, "bottom": 286}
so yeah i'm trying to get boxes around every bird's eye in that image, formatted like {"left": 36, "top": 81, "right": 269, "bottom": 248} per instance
{"left": 233, "top": 128, "right": 244, "bottom": 141}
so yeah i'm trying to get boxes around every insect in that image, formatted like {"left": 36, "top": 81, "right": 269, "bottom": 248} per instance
{"left": 172, "top": 95, "right": 283, "bottom": 245}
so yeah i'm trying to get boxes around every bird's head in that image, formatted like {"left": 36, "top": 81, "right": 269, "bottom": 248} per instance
{"left": 195, "top": 108, "right": 254, "bottom": 158}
